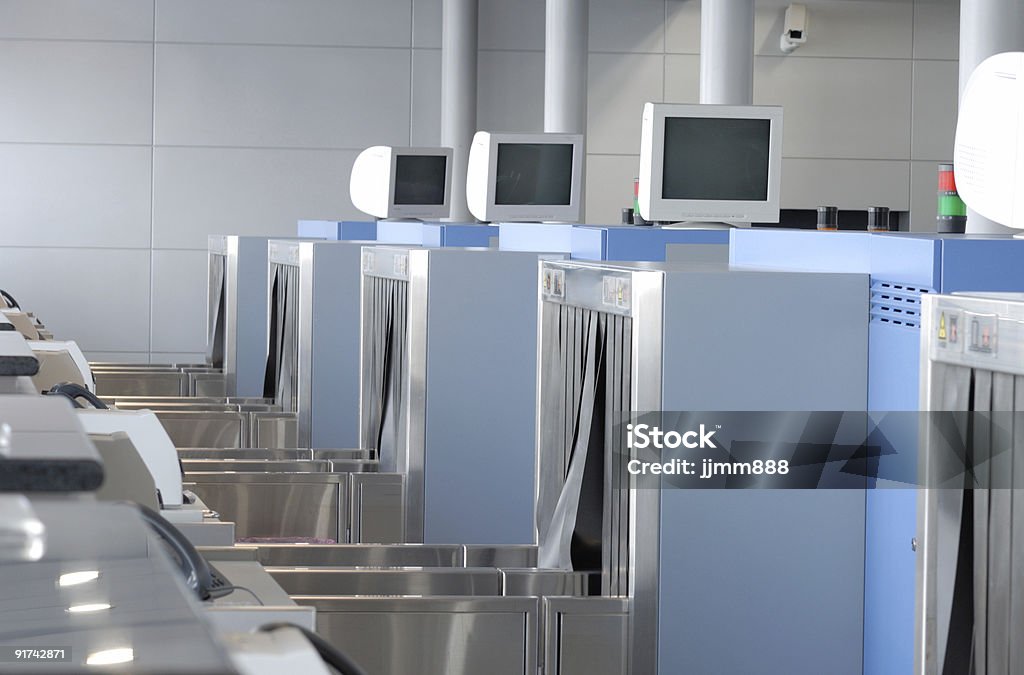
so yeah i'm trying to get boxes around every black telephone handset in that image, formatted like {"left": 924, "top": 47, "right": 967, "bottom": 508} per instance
{"left": 0, "top": 289, "right": 20, "bottom": 309}
{"left": 45, "top": 382, "right": 109, "bottom": 409}
{"left": 135, "top": 503, "right": 220, "bottom": 601}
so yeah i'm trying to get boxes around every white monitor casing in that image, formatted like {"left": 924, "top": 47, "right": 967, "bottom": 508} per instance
{"left": 350, "top": 145, "right": 453, "bottom": 220}
{"left": 638, "top": 102, "right": 784, "bottom": 225}
{"left": 954, "top": 52, "right": 1024, "bottom": 230}
{"left": 466, "top": 131, "right": 584, "bottom": 223}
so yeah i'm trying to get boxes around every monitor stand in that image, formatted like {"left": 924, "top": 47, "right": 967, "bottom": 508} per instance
{"left": 661, "top": 221, "right": 738, "bottom": 230}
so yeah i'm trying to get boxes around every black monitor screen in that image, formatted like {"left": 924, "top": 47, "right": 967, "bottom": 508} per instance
{"left": 394, "top": 155, "right": 448, "bottom": 205}
{"left": 661, "top": 117, "right": 771, "bottom": 201}
{"left": 494, "top": 143, "right": 574, "bottom": 206}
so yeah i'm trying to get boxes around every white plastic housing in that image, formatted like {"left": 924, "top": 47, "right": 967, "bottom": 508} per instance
{"left": 954, "top": 51, "right": 1024, "bottom": 230}
{"left": 76, "top": 410, "right": 183, "bottom": 508}
{"left": 350, "top": 146, "right": 453, "bottom": 220}
{"left": 27, "top": 340, "right": 93, "bottom": 392}
{"left": 466, "top": 131, "right": 584, "bottom": 223}
{"left": 638, "top": 102, "right": 784, "bottom": 225}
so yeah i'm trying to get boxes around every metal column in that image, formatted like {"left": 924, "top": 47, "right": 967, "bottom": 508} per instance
{"left": 545, "top": 0, "right": 589, "bottom": 220}
{"left": 441, "top": 0, "right": 478, "bottom": 223}
{"left": 699, "top": 0, "right": 755, "bottom": 105}
{"left": 959, "top": 0, "right": 1024, "bottom": 235}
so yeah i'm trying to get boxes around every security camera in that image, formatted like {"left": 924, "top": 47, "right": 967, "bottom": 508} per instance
{"left": 780, "top": 4, "right": 808, "bottom": 54}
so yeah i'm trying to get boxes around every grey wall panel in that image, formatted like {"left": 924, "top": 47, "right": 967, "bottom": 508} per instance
{"left": 0, "top": 0, "right": 153, "bottom": 40}
{"left": 585, "top": 154, "right": 640, "bottom": 226}
{"left": 913, "top": 0, "right": 960, "bottom": 61}
{"left": 0, "top": 247, "right": 150, "bottom": 352}
{"left": 413, "top": 0, "right": 442, "bottom": 48}
{"left": 911, "top": 59, "right": 958, "bottom": 162}
{"left": 755, "top": 57, "right": 912, "bottom": 161}
{"left": 589, "top": 0, "right": 665, "bottom": 54}
{"left": 910, "top": 160, "right": 942, "bottom": 233}
{"left": 663, "top": 54, "right": 700, "bottom": 103}
{"left": 155, "top": 0, "right": 412, "bottom": 48}
{"left": 0, "top": 41, "right": 152, "bottom": 144}
{"left": 154, "top": 44, "right": 411, "bottom": 148}
{"left": 151, "top": 249, "right": 207, "bottom": 354}
{"left": 781, "top": 158, "right": 910, "bottom": 211}
{"left": 664, "top": 0, "right": 701, "bottom": 55}
{"left": 479, "top": 0, "right": 544, "bottom": 51}
{"left": 411, "top": 49, "right": 442, "bottom": 146}
{"left": 587, "top": 52, "right": 663, "bottom": 155}
{"left": 477, "top": 50, "right": 545, "bottom": 134}
{"left": 0, "top": 145, "right": 152, "bottom": 249}
{"left": 152, "top": 147, "right": 361, "bottom": 250}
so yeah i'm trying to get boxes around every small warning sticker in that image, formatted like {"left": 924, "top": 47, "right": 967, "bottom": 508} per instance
{"left": 938, "top": 312, "right": 947, "bottom": 340}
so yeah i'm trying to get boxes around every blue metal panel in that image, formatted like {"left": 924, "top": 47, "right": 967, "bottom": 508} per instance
{"left": 497, "top": 222, "right": 575, "bottom": 252}
{"left": 658, "top": 269, "right": 868, "bottom": 675}
{"left": 422, "top": 250, "right": 540, "bottom": 545}
{"left": 570, "top": 225, "right": 729, "bottom": 261}
{"left": 434, "top": 223, "right": 498, "bottom": 247}
{"left": 940, "top": 237, "right": 1024, "bottom": 291}
{"left": 376, "top": 221, "right": 496, "bottom": 247}
{"left": 296, "top": 220, "right": 376, "bottom": 240}
{"left": 309, "top": 242, "right": 364, "bottom": 448}
{"left": 869, "top": 234, "right": 941, "bottom": 288}
{"left": 729, "top": 228, "right": 872, "bottom": 272}
{"left": 376, "top": 220, "right": 427, "bottom": 244}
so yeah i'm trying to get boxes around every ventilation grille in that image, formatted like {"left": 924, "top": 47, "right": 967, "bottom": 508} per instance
{"left": 870, "top": 280, "right": 933, "bottom": 330}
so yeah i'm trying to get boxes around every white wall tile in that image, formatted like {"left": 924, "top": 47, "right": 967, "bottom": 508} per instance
{"left": 589, "top": 0, "right": 665, "bottom": 54}
{"left": 152, "top": 147, "right": 361, "bottom": 249}
{"left": 0, "top": 145, "right": 151, "bottom": 248}
{"left": 754, "top": 56, "right": 912, "bottom": 160}
{"left": 911, "top": 59, "right": 957, "bottom": 161}
{"left": 155, "top": 0, "right": 412, "bottom": 48}
{"left": 781, "top": 159, "right": 910, "bottom": 211}
{"left": 154, "top": 44, "right": 411, "bottom": 148}
{"left": 85, "top": 352, "right": 151, "bottom": 364}
{"left": 411, "top": 49, "right": 442, "bottom": 145}
{"left": 479, "top": 0, "right": 545, "bottom": 51}
{"left": 413, "top": 0, "right": 441, "bottom": 48}
{"left": 0, "top": 41, "right": 152, "bottom": 145}
{"left": 586, "top": 154, "right": 640, "bottom": 225}
{"left": 754, "top": 0, "right": 913, "bottom": 59}
{"left": 913, "top": 0, "right": 959, "bottom": 61}
{"left": 0, "top": 0, "right": 154, "bottom": 41}
{"left": 0, "top": 247, "right": 150, "bottom": 352}
{"left": 664, "top": 0, "right": 700, "bottom": 55}
{"left": 664, "top": 54, "right": 700, "bottom": 103}
{"left": 909, "top": 160, "right": 941, "bottom": 232}
{"left": 477, "top": 50, "right": 544, "bottom": 133}
{"left": 587, "top": 52, "right": 663, "bottom": 155}
{"left": 151, "top": 249, "right": 207, "bottom": 353}
{"left": 150, "top": 352, "right": 206, "bottom": 364}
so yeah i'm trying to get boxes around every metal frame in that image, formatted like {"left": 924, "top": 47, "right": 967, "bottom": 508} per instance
{"left": 916, "top": 292, "right": 1024, "bottom": 674}
{"left": 534, "top": 259, "right": 664, "bottom": 675}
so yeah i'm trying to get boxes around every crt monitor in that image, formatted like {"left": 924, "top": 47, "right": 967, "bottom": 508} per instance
{"left": 350, "top": 146, "right": 453, "bottom": 220}
{"left": 638, "top": 103, "right": 783, "bottom": 226}
{"left": 466, "top": 132, "right": 583, "bottom": 223}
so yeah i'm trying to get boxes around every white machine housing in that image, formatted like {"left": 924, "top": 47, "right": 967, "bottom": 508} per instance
{"left": 349, "top": 146, "right": 453, "bottom": 220}
{"left": 954, "top": 51, "right": 1024, "bottom": 230}
{"left": 76, "top": 410, "right": 183, "bottom": 508}
{"left": 638, "top": 102, "right": 783, "bottom": 225}
{"left": 466, "top": 131, "right": 584, "bottom": 223}
{"left": 27, "top": 340, "right": 93, "bottom": 392}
